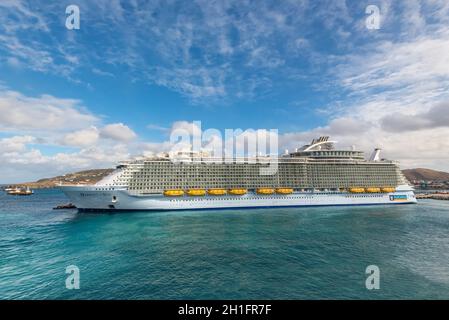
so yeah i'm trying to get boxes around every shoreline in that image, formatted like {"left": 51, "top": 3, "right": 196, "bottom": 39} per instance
{"left": 416, "top": 192, "right": 449, "bottom": 201}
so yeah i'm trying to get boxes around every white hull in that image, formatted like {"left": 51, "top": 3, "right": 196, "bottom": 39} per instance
{"left": 61, "top": 185, "right": 417, "bottom": 211}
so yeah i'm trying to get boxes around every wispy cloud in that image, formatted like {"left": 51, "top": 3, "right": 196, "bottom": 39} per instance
{"left": 2, "top": 0, "right": 449, "bottom": 179}
{"left": 0, "top": 0, "right": 354, "bottom": 102}
{"left": 279, "top": 3, "right": 449, "bottom": 171}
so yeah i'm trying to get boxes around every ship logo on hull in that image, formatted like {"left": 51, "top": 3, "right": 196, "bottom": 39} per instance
{"left": 389, "top": 195, "right": 408, "bottom": 201}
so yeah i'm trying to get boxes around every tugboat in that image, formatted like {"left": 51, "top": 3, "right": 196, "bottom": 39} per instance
{"left": 7, "top": 187, "right": 34, "bottom": 196}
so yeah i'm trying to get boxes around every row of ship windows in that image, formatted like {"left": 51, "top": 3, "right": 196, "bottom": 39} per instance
{"left": 128, "top": 171, "right": 397, "bottom": 175}
{"left": 131, "top": 172, "right": 395, "bottom": 175}
{"left": 126, "top": 176, "right": 397, "bottom": 181}
{"left": 133, "top": 164, "right": 394, "bottom": 167}
{"left": 169, "top": 197, "right": 316, "bottom": 201}
{"left": 122, "top": 176, "right": 399, "bottom": 181}
{"left": 131, "top": 166, "right": 395, "bottom": 169}
{"left": 167, "top": 194, "right": 387, "bottom": 201}
{"left": 132, "top": 166, "right": 394, "bottom": 170}
{"left": 129, "top": 182, "right": 398, "bottom": 188}
{"left": 130, "top": 186, "right": 394, "bottom": 189}
{"left": 128, "top": 178, "right": 397, "bottom": 182}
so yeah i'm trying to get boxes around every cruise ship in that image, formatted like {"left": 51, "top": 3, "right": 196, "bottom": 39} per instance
{"left": 61, "top": 137, "right": 417, "bottom": 211}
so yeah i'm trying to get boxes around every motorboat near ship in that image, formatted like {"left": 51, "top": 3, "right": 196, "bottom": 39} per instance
{"left": 61, "top": 136, "right": 417, "bottom": 211}
{"left": 7, "top": 187, "right": 34, "bottom": 196}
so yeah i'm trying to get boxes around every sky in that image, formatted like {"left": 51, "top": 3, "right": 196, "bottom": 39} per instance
{"left": 1, "top": 0, "right": 449, "bottom": 183}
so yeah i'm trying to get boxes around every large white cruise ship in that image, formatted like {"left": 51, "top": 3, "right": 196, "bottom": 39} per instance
{"left": 61, "top": 137, "right": 417, "bottom": 211}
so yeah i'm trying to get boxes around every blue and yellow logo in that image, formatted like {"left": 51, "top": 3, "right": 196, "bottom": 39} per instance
{"left": 389, "top": 195, "right": 408, "bottom": 201}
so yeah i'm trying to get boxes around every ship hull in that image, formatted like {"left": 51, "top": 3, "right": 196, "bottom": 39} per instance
{"left": 61, "top": 185, "right": 417, "bottom": 211}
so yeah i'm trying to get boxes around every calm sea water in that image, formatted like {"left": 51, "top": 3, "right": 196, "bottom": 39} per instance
{"left": 1, "top": 188, "right": 449, "bottom": 299}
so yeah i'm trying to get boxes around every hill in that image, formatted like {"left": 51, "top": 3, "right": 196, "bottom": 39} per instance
{"left": 402, "top": 168, "right": 449, "bottom": 182}
{"left": 12, "top": 169, "right": 115, "bottom": 188}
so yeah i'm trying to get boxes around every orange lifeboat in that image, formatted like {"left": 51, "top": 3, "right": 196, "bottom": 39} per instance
{"left": 207, "top": 189, "right": 227, "bottom": 196}
{"left": 228, "top": 189, "right": 247, "bottom": 195}
{"left": 163, "top": 190, "right": 184, "bottom": 196}
{"left": 275, "top": 188, "right": 293, "bottom": 194}
{"left": 186, "top": 189, "right": 206, "bottom": 196}
{"left": 256, "top": 188, "right": 275, "bottom": 195}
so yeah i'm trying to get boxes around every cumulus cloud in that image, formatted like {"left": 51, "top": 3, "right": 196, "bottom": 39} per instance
{"left": 278, "top": 107, "right": 449, "bottom": 172}
{"left": 99, "top": 123, "right": 137, "bottom": 142}
{"left": 0, "top": 135, "right": 35, "bottom": 152}
{"left": 281, "top": 14, "right": 449, "bottom": 172}
{"left": 143, "top": 121, "right": 280, "bottom": 158}
{"left": 61, "top": 127, "right": 100, "bottom": 147}
{"left": 0, "top": 87, "right": 141, "bottom": 182}
{"left": 0, "top": 90, "right": 98, "bottom": 132}
{"left": 279, "top": 123, "right": 449, "bottom": 172}
{"left": 380, "top": 101, "right": 449, "bottom": 132}
{"left": 0, "top": 135, "right": 132, "bottom": 183}
{"left": 170, "top": 121, "right": 202, "bottom": 136}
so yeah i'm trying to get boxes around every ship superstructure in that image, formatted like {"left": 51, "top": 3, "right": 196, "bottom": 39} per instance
{"left": 61, "top": 137, "right": 417, "bottom": 211}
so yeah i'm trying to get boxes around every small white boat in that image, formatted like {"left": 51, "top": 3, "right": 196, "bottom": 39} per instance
{"left": 7, "top": 187, "right": 34, "bottom": 196}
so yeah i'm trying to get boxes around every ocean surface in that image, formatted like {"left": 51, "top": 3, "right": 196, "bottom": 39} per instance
{"left": 1, "top": 188, "right": 449, "bottom": 300}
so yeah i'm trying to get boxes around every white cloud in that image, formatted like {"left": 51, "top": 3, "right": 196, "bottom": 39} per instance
{"left": 0, "top": 90, "right": 98, "bottom": 132}
{"left": 146, "top": 124, "right": 169, "bottom": 132}
{"left": 0, "top": 0, "right": 315, "bottom": 101}
{"left": 280, "top": 121, "right": 449, "bottom": 172}
{"left": 2, "top": 1, "right": 449, "bottom": 182}
{"left": 61, "top": 127, "right": 100, "bottom": 147}
{"left": 380, "top": 101, "right": 449, "bottom": 132}
{"left": 149, "top": 67, "right": 227, "bottom": 101}
{"left": 278, "top": 18, "right": 449, "bottom": 172}
{"left": 337, "top": 29, "right": 449, "bottom": 95}
{"left": 92, "top": 68, "right": 115, "bottom": 77}
{"left": 170, "top": 121, "right": 202, "bottom": 136}
{"left": 0, "top": 0, "right": 49, "bottom": 32}
{"left": 0, "top": 87, "right": 142, "bottom": 182}
{"left": 99, "top": 123, "right": 137, "bottom": 142}
{"left": 0, "top": 136, "right": 132, "bottom": 183}
{"left": 0, "top": 135, "right": 35, "bottom": 152}
{"left": 1, "top": 0, "right": 448, "bottom": 104}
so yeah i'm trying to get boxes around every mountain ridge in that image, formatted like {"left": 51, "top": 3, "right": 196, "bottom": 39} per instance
{"left": 10, "top": 169, "right": 115, "bottom": 188}
{"left": 402, "top": 168, "right": 449, "bottom": 182}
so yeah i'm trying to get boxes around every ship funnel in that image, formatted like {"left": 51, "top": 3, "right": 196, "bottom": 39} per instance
{"left": 369, "top": 148, "right": 381, "bottom": 161}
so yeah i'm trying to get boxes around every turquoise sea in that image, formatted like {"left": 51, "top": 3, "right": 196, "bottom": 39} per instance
{"left": 1, "top": 188, "right": 449, "bottom": 299}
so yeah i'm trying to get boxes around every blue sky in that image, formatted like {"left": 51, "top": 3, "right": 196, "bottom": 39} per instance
{"left": 1, "top": 0, "right": 449, "bottom": 182}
